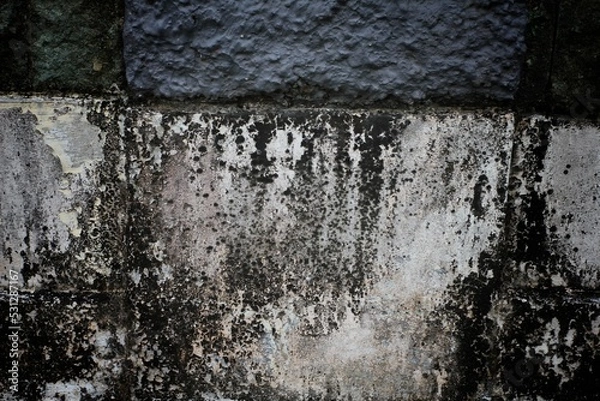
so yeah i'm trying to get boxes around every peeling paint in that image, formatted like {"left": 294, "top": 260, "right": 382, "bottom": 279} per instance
{"left": 0, "top": 100, "right": 105, "bottom": 174}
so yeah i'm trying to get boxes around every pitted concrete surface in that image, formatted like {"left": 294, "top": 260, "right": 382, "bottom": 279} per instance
{"left": 539, "top": 123, "right": 600, "bottom": 286}
{"left": 123, "top": 0, "right": 527, "bottom": 104}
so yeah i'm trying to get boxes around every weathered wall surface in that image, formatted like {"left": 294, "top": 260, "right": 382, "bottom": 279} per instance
{"left": 0, "top": 99, "right": 130, "bottom": 399}
{"left": 124, "top": 108, "right": 512, "bottom": 400}
{"left": 123, "top": 0, "right": 527, "bottom": 104}
{"left": 1, "top": 98, "right": 599, "bottom": 400}
{"left": 2, "top": 1, "right": 600, "bottom": 400}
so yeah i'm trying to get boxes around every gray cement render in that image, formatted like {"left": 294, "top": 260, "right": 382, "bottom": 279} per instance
{"left": 0, "top": 100, "right": 109, "bottom": 291}
{"left": 0, "top": 99, "right": 129, "bottom": 399}
{"left": 123, "top": 0, "right": 527, "bottom": 104}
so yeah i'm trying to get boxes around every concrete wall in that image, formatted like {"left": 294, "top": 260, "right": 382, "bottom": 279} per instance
{"left": 1, "top": 99, "right": 599, "bottom": 400}
{"left": 1, "top": 1, "right": 600, "bottom": 401}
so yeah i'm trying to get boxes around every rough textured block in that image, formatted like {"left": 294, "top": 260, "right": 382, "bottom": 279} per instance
{"left": 125, "top": 108, "right": 514, "bottom": 399}
{"left": 124, "top": 0, "right": 527, "bottom": 104}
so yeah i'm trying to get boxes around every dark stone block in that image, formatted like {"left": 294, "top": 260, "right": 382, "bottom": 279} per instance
{"left": 552, "top": 0, "right": 600, "bottom": 116}
{"left": 515, "top": 0, "right": 557, "bottom": 112}
{"left": 517, "top": 0, "right": 600, "bottom": 116}
{"left": 30, "top": 0, "right": 124, "bottom": 92}
{"left": 0, "top": 0, "right": 31, "bottom": 91}
{"left": 0, "top": 0, "right": 124, "bottom": 93}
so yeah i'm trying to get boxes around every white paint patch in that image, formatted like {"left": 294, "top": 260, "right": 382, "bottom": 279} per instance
{"left": 59, "top": 209, "right": 82, "bottom": 238}
{"left": 43, "top": 380, "right": 107, "bottom": 401}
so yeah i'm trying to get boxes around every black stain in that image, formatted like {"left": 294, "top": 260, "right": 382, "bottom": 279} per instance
{"left": 249, "top": 116, "right": 278, "bottom": 184}
{"left": 443, "top": 251, "right": 503, "bottom": 400}
{"left": 471, "top": 174, "right": 489, "bottom": 218}
{"left": 354, "top": 113, "right": 396, "bottom": 222}
{"left": 442, "top": 117, "right": 600, "bottom": 401}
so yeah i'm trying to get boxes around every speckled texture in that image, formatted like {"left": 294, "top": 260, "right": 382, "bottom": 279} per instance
{"left": 0, "top": 292, "right": 130, "bottom": 399}
{"left": 489, "top": 290, "right": 600, "bottom": 400}
{"left": 2, "top": 99, "right": 600, "bottom": 400}
{"left": 123, "top": 108, "right": 514, "bottom": 400}
{"left": 123, "top": 0, "right": 527, "bottom": 104}
{"left": 507, "top": 117, "right": 600, "bottom": 289}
